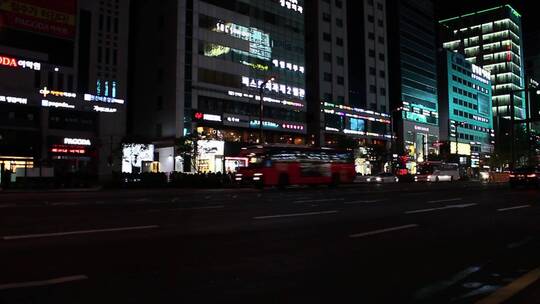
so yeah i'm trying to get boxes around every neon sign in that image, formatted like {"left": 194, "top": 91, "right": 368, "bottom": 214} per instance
{"left": 282, "top": 123, "right": 304, "bottom": 131}
{"left": 227, "top": 91, "right": 304, "bottom": 108}
{"left": 40, "top": 87, "right": 76, "bottom": 98}
{"left": 0, "top": 55, "right": 41, "bottom": 71}
{"left": 93, "top": 105, "right": 117, "bottom": 113}
{"left": 0, "top": 95, "right": 27, "bottom": 105}
{"left": 84, "top": 94, "right": 124, "bottom": 104}
{"left": 279, "top": 0, "right": 303, "bottom": 14}
{"left": 64, "top": 138, "right": 92, "bottom": 146}
{"left": 241, "top": 76, "right": 305, "bottom": 99}
{"left": 41, "top": 100, "right": 75, "bottom": 109}
{"left": 250, "top": 120, "right": 280, "bottom": 129}
{"left": 51, "top": 147, "right": 86, "bottom": 154}
{"left": 272, "top": 59, "right": 304, "bottom": 73}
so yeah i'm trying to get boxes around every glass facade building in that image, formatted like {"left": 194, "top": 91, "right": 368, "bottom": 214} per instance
{"left": 388, "top": 0, "right": 439, "bottom": 169}
{"left": 439, "top": 50, "right": 494, "bottom": 167}
{"left": 440, "top": 5, "right": 525, "bottom": 121}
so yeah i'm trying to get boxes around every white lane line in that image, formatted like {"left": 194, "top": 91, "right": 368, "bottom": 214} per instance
{"left": 254, "top": 210, "right": 338, "bottom": 220}
{"left": 1, "top": 225, "right": 159, "bottom": 241}
{"left": 293, "top": 198, "right": 345, "bottom": 204}
{"left": 497, "top": 205, "right": 531, "bottom": 212}
{"left": 175, "top": 205, "right": 225, "bottom": 210}
{"left": 345, "top": 199, "right": 384, "bottom": 204}
{"left": 349, "top": 224, "right": 419, "bottom": 238}
{"left": 427, "top": 198, "right": 463, "bottom": 204}
{"left": 405, "top": 203, "right": 478, "bottom": 214}
{"left": 0, "top": 275, "right": 88, "bottom": 291}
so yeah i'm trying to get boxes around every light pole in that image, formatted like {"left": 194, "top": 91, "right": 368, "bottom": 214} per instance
{"left": 258, "top": 76, "right": 276, "bottom": 144}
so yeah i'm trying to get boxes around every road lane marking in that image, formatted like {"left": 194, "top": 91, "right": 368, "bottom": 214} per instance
{"left": 345, "top": 199, "right": 384, "bottom": 204}
{"left": 405, "top": 203, "right": 478, "bottom": 214}
{"left": 427, "top": 198, "right": 463, "bottom": 203}
{"left": 349, "top": 224, "right": 419, "bottom": 238}
{"left": 474, "top": 266, "right": 540, "bottom": 304}
{"left": 497, "top": 205, "right": 531, "bottom": 212}
{"left": 253, "top": 210, "right": 338, "bottom": 220}
{"left": 293, "top": 198, "right": 345, "bottom": 204}
{"left": 1, "top": 225, "right": 159, "bottom": 241}
{"left": 0, "top": 275, "right": 88, "bottom": 291}
{"left": 175, "top": 205, "right": 225, "bottom": 210}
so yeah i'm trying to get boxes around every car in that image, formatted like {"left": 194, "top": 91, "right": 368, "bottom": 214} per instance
{"left": 509, "top": 167, "right": 540, "bottom": 188}
{"left": 354, "top": 174, "right": 372, "bottom": 183}
{"left": 368, "top": 172, "right": 399, "bottom": 183}
{"left": 414, "top": 174, "right": 429, "bottom": 182}
{"left": 426, "top": 163, "right": 460, "bottom": 182}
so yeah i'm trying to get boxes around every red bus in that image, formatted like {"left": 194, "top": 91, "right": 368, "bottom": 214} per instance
{"left": 235, "top": 144, "right": 356, "bottom": 188}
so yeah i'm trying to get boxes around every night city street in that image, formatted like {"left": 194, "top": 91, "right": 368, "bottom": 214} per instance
{"left": 2, "top": 0, "right": 540, "bottom": 303}
{"left": 1, "top": 183, "right": 540, "bottom": 303}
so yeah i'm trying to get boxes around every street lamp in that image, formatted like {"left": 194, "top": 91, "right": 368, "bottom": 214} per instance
{"left": 258, "top": 76, "right": 275, "bottom": 144}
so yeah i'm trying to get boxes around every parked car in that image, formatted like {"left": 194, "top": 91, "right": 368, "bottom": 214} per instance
{"left": 509, "top": 166, "right": 540, "bottom": 188}
{"left": 368, "top": 172, "right": 399, "bottom": 183}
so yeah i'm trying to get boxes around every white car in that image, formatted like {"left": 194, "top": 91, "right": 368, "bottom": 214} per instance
{"left": 427, "top": 165, "right": 460, "bottom": 182}
{"left": 368, "top": 173, "right": 399, "bottom": 183}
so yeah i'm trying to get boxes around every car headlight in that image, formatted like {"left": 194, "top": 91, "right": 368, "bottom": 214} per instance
{"left": 376, "top": 177, "right": 382, "bottom": 182}
{"left": 527, "top": 174, "right": 537, "bottom": 178}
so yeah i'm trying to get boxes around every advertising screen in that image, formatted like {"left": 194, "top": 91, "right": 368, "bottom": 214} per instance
{"left": 0, "top": 0, "right": 77, "bottom": 39}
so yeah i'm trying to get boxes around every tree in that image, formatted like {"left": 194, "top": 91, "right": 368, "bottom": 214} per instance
{"left": 174, "top": 133, "right": 200, "bottom": 172}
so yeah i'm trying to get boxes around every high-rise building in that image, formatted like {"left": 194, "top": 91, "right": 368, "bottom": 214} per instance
{"left": 305, "top": 0, "right": 350, "bottom": 146}
{"left": 438, "top": 50, "right": 494, "bottom": 168}
{"left": 129, "top": 0, "right": 306, "bottom": 173}
{"left": 439, "top": 5, "right": 525, "bottom": 124}
{"left": 387, "top": 0, "right": 439, "bottom": 171}
{"left": 0, "top": 0, "right": 129, "bottom": 182}
{"left": 348, "top": 0, "right": 389, "bottom": 114}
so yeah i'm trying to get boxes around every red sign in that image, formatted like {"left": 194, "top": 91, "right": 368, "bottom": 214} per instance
{"left": 0, "top": 0, "right": 77, "bottom": 39}
{"left": 194, "top": 112, "right": 204, "bottom": 120}
{"left": 50, "top": 145, "right": 86, "bottom": 155}
{"left": 0, "top": 56, "right": 17, "bottom": 67}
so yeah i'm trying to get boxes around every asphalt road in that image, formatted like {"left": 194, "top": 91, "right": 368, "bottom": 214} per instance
{"left": 1, "top": 182, "right": 540, "bottom": 303}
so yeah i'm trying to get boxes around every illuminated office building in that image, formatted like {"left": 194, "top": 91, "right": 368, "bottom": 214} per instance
{"left": 440, "top": 5, "right": 526, "bottom": 125}
{"left": 438, "top": 50, "right": 494, "bottom": 168}
{"left": 130, "top": 0, "right": 306, "bottom": 173}
{"left": 0, "top": 0, "right": 129, "bottom": 180}
{"left": 387, "top": 0, "right": 439, "bottom": 171}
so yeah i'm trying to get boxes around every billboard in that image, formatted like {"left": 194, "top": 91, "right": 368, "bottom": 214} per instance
{"left": 0, "top": 0, "right": 77, "bottom": 39}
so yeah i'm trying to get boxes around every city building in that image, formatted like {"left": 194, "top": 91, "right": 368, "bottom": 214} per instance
{"left": 129, "top": 0, "right": 306, "bottom": 173}
{"left": 305, "top": 0, "right": 349, "bottom": 146}
{"left": 439, "top": 5, "right": 526, "bottom": 138}
{"left": 0, "top": 0, "right": 129, "bottom": 182}
{"left": 438, "top": 50, "right": 494, "bottom": 168}
{"left": 348, "top": 0, "right": 389, "bottom": 114}
{"left": 387, "top": 0, "right": 439, "bottom": 173}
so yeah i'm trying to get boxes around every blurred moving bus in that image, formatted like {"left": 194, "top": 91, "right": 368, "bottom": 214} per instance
{"left": 235, "top": 145, "right": 355, "bottom": 188}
